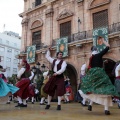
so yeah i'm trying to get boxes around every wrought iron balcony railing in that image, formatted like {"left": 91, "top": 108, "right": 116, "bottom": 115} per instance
{"left": 52, "top": 22, "right": 120, "bottom": 46}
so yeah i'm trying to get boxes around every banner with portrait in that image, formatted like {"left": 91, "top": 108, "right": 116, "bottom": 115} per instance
{"left": 93, "top": 27, "right": 108, "bottom": 52}
{"left": 56, "top": 37, "right": 68, "bottom": 57}
{"left": 27, "top": 45, "right": 36, "bottom": 63}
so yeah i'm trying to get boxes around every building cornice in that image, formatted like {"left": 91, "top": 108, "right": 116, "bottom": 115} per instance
{"left": 19, "top": 0, "right": 57, "bottom": 17}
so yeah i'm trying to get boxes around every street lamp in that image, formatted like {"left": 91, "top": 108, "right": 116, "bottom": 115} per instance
{"left": 78, "top": 17, "right": 81, "bottom": 32}
{"left": 36, "top": 62, "right": 40, "bottom": 69}
{"left": 41, "top": 64, "right": 46, "bottom": 72}
{"left": 32, "top": 66, "right": 37, "bottom": 73}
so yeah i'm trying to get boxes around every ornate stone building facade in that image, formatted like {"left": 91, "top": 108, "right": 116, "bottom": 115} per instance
{"left": 19, "top": 0, "right": 120, "bottom": 94}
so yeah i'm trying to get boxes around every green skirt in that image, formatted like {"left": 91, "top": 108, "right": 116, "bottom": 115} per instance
{"left": 81, "top": 67, "right": 120, "bottom": 97}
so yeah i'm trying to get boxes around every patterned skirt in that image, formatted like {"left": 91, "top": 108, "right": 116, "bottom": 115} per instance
{"left": 80, "top": 67, "right": 120, "bottom": 97}
{"left": 0, "top": 78, "right": 19, "bottom": 97}
{"left": 114, "top": 78, "right": 120, "bottom": 95}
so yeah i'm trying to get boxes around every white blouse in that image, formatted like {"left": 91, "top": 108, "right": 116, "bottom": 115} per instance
{"left": 46, "top": 50, "right": 67, "bottom": 75}
{"left": 17, "top": 67, "right": 34, "bottom": 80}
{"left": 115, "top": 63, "right": 120, "bottom": 77}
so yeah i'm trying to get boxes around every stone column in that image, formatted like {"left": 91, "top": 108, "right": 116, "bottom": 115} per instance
{"left": 21, "top": 17, "right": 29, "bottom": 52}
{"left": 45, "top": 4, "right": 54, "bottom": 46}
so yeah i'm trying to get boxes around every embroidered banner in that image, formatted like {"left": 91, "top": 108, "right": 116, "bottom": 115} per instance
{"left": 27, "top": 45, "right": 36, "bottom": 63}
{"left": 93, "top": 27, "right": 108, "bottom": 52}
{"left": 56, "top": 37, "right": 68, "bottom": 57}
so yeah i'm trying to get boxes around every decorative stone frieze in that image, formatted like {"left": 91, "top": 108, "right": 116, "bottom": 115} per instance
{"left": 57, "top": 9, "right": 74, "bottom": 21}
{"left": 88, "top": 0, "right": 111, "bottom": 10}
{"left": 30, "top": 19, "right": 43, "bottom": 29}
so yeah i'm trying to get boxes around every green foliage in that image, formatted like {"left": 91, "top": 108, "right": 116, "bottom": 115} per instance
{"left": 7, "top": 74, "right": 17, "bottom": 85}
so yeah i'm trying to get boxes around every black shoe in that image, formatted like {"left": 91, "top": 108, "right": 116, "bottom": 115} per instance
{"left": 118, "top": 103, "right": 120, "bottom": 109}
{"left": 15, "top": 103, "right": 23, "bottom": 107}
{"left": 88, "top": 105, "right": 92, "bottom": 111}
{"left": 40, "top": 103, "right": 46, "bottom": 105}
{"left": 45, "top": 105, "right": 50, "bottom": 109}
{"left": 32, "top": 102, "right": 34, "bottom": 104}
{"left": 6, "top": 102, "right": 10, "bottom": 104}
{"left": 81, "top": 102, "right": 87, "bottom": 106}
{"left": 21, "top": 104, "right": 27, "bottom": 107}
{"left": 57, "top": 105, "right": 61, "bottom": 110}
{"left": 105, "top": 110, "right": 110, "bottom": 115}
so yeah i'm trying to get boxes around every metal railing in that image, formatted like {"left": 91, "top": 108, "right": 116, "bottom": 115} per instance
{"left": 52, "top": 22, "right": 120, "bottom": 46}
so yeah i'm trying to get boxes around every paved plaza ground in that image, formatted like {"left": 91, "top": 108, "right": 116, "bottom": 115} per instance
{"left": 0, "top": 102, "right": 119, "bottom": 120}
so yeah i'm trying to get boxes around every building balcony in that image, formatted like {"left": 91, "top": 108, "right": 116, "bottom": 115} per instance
{"left": 52, "top": 22, "right": 120, "bottom": 46}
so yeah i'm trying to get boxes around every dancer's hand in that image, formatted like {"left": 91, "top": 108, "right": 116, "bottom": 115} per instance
{"left": 48, "top": 45, "right": 52, "bottom": 50}
{"left": 53, "top": 73, "right": 57, "bottom": 76}
{"left": 102, "top": 38, "right": 110, "bottom": 47}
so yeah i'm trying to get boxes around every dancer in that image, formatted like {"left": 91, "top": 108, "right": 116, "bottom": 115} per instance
{"left": 14, "top": 59, "right": 34, "bottom": 107}
{"left": 64, "top": 80, "right": 73, "bottom": 103}
{"left": 115, "top": 62, "right": 120, "bottom": 108}
{"left": 79, "top": 63, "right": 88, "bottom": 106}
{"left": 79, "top": 39, "right": 120, "bottom": 115}
{"left": 0, "top": 57, "right": 19, "bottom": 100}
{"left": 28, "top": 83, "right": 36, "bottom": 104}
{"left": 40, "top": 71, "right": 49, "bottom": 105}
{"left": 44, "top": 47, "right": 67, "bottom": 110}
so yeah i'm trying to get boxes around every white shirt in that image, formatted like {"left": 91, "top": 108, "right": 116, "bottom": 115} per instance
{"left": 46, "top": 50, "right": 67, "bottom": 75}
{"left": 81, "top": 64, "right": 86, "bottom": 75}
{"left": 17, "top": 67, "right": 34, "bottom": 80}
{"left": 115, "top": 63, "right": 120, "bottom": 77}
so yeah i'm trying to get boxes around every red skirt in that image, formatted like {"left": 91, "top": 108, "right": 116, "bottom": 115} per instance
{"left": 43, "top": 76, "right": 65, "bottom": 97}
{"left": 29, "top": 85, "right": 35, "bottom": 98}
{"left": 14, "top": 78, "right": 30, "bottom": 99}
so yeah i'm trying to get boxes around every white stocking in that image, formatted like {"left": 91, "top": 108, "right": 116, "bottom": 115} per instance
{"left": 58, "top": 96, "right": 62, "bottom": 105}
{"left": 17, "top": 96, "right": 22, "bottom": 104}
{"left": 32, "top": 97, "right": 34, "bottom": 102}
{"left": 40, "top": 97, "right": 45, "bottom": 103}
{"left": 89, "top": 100, "right": 93, "bottom": 106}
{"left": 23, "top": 99, "right": 27, "bottom": 105}
{"left": 104, "top": 105, "right": 109, "bottom": 111}
{"left": 82, "top": 98, "right": 86, "bottom": 105}
{"left": 65, "top": 95, "right": 69, "bottom": 102}
{"left": 47, "top": 95, "right": 52, "bottom": 105}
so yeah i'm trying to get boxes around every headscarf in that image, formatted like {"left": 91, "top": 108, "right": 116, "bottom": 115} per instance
{"left": 22, "top": 59, "right": 30, "bottom": 72}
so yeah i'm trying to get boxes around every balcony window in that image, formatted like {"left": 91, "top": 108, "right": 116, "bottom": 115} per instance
{"left": 6, "top": 40, "right": 9, "bottom": 45}
{"left": 14, "top": 50, "right": 19, "bottom": 56}
{"left": 7, "top": 48, "right": 12, "bottom": 53}
{"left": 93, "top": 9, "right": 108, "bottom": 29}
{"left": 13, "top": 68, "right": 17, "bottom": 74}
{"left": 35, "top": 0, "right": 41, "bottom": 7}
{"left": 13, "top": 59, "right": 18, "bottom": 64}
{"left": 7, "top": 67, "right": 10, "bottom": 71}
{"left": 32, "top": 31, "right": 41, "bottom": 50}
{"left": 0, "top": 47, "right": 5, "bottom": 52}
{"left": 60, "top": 21, "right": 71, "bottom": 37}
{"left": 14, "top": 43, "right": 17, "bottom": 47}
{"left": 6, "top": 57, "right": 11, "bottom": 62}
